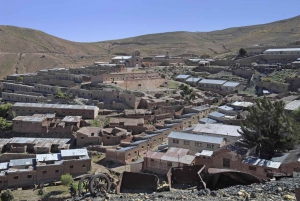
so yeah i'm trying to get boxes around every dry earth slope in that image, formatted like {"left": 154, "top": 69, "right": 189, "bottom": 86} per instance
{"left": 0, "top": 15, "right": 300, "bottom": 76}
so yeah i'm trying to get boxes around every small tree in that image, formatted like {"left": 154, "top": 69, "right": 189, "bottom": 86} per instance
{"left": 239, "top": 48, "right": 247, "bottom": 57}
{"left": 1, "top": 190, "right": 14, "bottom": 201}
{"left": 61, "top": 173, "right": 73, "bottom": 186}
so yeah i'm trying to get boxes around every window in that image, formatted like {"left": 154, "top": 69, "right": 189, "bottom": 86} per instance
{"left": 70, "top": 165, "right": 74, "bottom": 168}
{"left": 42, "top": 171, "right": 47, "bottom": 174}
{"left": 249, "top": 166, "right": 256, "bottom": 171}
{"left": 27, "top": 175, "right": 32, "bottom": 178}
{"left": 167, "top": 162, "right": 172, "bottom": 166}
{"left": 223, "top": 158, "right": 230, "bottom": 168}
{"left": 55, "top": 170, "right": 59, "bottom": 173}
{"left": 81, "top": 137, "right": 84, "bottom": 139}
{"left": 151, "top": 159, "right": 154, "bottom": 162}
{"left": 14, "top": 176, "right": 18, "bottom": 180}
{"left": 91, "top": 133, "right": 94, "bottom": 136}
{"left": 195, "top": 142, "right": 202, "bottom": 147}
{"left": 82, "top": 164, "right": 86, "bottom": 168}
{"left": 207, "top": 144, "right": 214, "bottom": 149}
{"left": 173, "top": 139, "right": 179, "bottom": 144}
{"left": 184, "top": 141, "right": 190, "bottom": 145}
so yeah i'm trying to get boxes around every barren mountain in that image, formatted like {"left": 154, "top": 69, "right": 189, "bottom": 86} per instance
{"left": 0, "top": 15, "right": 300, "bottom": 76}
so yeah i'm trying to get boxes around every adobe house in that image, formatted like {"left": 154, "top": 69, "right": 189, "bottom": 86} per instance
{"left": 0, "top": 149, "right": 91, "bottom": 190}
{"left": 143, "top": 147, "right": 195, "bottom": 174}
{"left": 168, "top": 131, "right": 226, "bottom": 154}
{"left": 108, "top": 118, "right": 150, "bottom": 134}
{"left": 192, "top": 123, "right": 242, "bottom": 143}
{"left": 10, "top": 103, "right": 99, "bottom": 119}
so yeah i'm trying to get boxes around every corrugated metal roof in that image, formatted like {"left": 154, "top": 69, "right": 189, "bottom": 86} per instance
{"left": 222, "top": 82, "right": 240, "bottom": 87}
{"left": 9, "top": 158, "right": 36, "bottom": 167}
{"left": 199, "top": 79, "right": 226, "bottom": 85}
{"left": 179, "top": 155, "right": 195, "bottom": 164}
{"left": 218, "top": 105, "right": 234, "bottom": 111}
{"left": 231, "top": 101, "right": 254, "bottom": 108}
{"left": 209, "top": 111, "right": 225, "bottom": 118}
{"left": 36, "top": 153, "right": 62, "bottom": 162}
{"left": 61, "top": 149, "right": 88, "bottom": 157}
{"left": 13, "top": 102, "right": 98, "bottom": 110}
{"left": 264, "top": 48, "right": 300, "bottom": 52}
{"left": 62, "top": 116, "right": 82, "bottom": 122}
{"left": 161, "top": 147, "right": 190, "bottom": 162}
{"left": 242, "top": 156, "right": 281, "bottom": 169}
{"left": 0, "top": 162, "right": 9, "bottom": 170}
{"left": 5, "top": 138, "right": 71, "bottom": 149}
{"left": 199, "top": 118, "right": 217, "bottom": 124}
{"left": 196, "top": 150, "right": 214, "bottom": 157}
{"left": 284, "top": 100, "right": 300, "bottom": 111}
{"left": 169, "top": 132, "right": 224, "bottom": 144}
{"left": 112, "top": 56, "right": 132, "bottom": 60}
{"left": 186, "top": 77, "right": 201, "bottom": 82}
{"left": 175, "top": 75, "right": 190, "bottom": 79}
{"left": 193, "top": 123, "right": 241, "bottom": 137}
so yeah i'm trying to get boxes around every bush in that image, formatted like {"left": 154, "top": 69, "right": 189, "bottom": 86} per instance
{"left": 61, "top": 173, "right": 73, "bottom": 186}
{"left": 0, "top": 117, "right": 12, "bottom": 130}
{"left": 0, "top": 103, "right": 13, "bottom": 118}
{"left": 1, "top": 190, "right": 14, "bottom": 201}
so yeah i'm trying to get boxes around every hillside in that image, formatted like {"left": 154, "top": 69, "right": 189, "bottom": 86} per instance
{"left": 1, "top": 15, "right": 300, "bottom": 76}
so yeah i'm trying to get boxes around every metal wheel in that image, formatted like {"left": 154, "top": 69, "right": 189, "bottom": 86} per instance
{"left": 89, "top": 174, "right": 111, "bottom": 196}
{"left": 78, "top": 175, "right": 92, "bottom": 196}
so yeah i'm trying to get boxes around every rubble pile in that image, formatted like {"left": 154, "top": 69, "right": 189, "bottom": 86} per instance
{"left": 89, "top": 176, "right": 300, "bottom": 200}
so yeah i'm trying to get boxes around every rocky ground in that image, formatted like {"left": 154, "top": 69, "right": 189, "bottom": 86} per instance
{"left": 73, "top": 176, "right": 300, "bottom": 201}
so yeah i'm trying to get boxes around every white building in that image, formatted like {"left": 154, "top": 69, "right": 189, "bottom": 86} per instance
{"left": 192, "top": 123, "right": 241, "bottom": 142}
{"left": 263, "top": 48, "right": 300, "bottom": 55}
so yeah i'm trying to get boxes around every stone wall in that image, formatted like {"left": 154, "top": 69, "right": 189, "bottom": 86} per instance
{"left": 257, "top": 81, "right": 290, "bottom": 93}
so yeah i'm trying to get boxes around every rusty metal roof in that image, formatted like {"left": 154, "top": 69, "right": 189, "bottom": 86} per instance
{"left": 161, "top": 147, "right": 190, "bottom": 162}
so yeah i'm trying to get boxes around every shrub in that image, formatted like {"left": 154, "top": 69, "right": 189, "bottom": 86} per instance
{"left": 61, "top": 173, "right": 73, "bottom": 186}
{"left": 1, "top": 190, "right": 14, "bottom": 201}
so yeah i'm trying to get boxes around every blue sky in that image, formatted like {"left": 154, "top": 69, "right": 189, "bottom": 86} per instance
{"left": 0, "top": 0, "right": 299, "bottom": 42}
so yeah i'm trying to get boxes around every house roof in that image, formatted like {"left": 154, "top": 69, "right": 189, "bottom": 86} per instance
{"left": 9, "top": 158, "right": 36, "bottom": 167}
{"left": 186, "top": 77, "right": 201, "bottom": 82}
{"left": 61, "top": 149, "right": 88, "bottom": 157}
{"left": 218, "top": 105, "right": 234, "bottom": 111}
{"left": 36, "top": 153, "right": 62, "bottom": 162}
{"left": 109, "top": 118, "right": 144, "bottom": 126}
{"left": 209, "top": 111, "right": 226, "bottom": 118}
{"left": 193, "top": 123, "right": 241, "bottom": 137}
{"left": 264, "top": 48, "right": 300, "bottom": 52}
{"left": 198, "top": 79, "right": 226, "bottom": 85}
{"left": 62, "top": 116, "right": 82, "bottom": 122}
{"left": 222, "top": 82, "right": 240, "bottom": 87}
{"left": 196, "top": 150, "right": 214, "bottom": 157}
{"left": 0, "top": 162, "right": 9, "bottom": 170}
{"left": 242, "top": 156, "right": 281, "bottom": 169}
{"left": 199, "top": 118, "right": 217, "bottom": 124}
{"left": 111, "top": 56, "right": 132, "bottom": 60}
{"left": 13, "top": 103, "right": 98, "bottom": 110}
{"left": 77, "top": 127, "right": 102, "bottom": 136}
{"left": 175, "top": 75, "right": 190, "bottom": 79}
{"left": 231, "top": 101, "right": 254, "bottom": 108}
{"left": 284, "top": 100, "right": 300, "bottom": 111}
{"left": 169, "top": 132, "right": 224, "bottom": 144}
